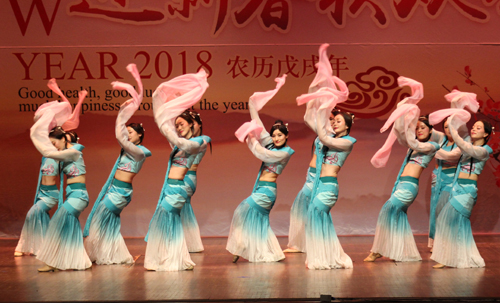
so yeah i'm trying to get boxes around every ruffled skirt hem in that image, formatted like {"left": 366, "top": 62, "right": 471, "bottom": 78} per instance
{"left": 305, "top": 204, "right": 352, "bottom": 269}
{"left": 144, "top": 206, "right": 194, "bottom": 271}
{"left": 36, "top": 207, "right": 92, "bottom": 270}
{"left": 371, "top": 201, "right": 421, "bottom": 262}
{"left": 431, "top": 203, "right": 484, "bottom": 268}
{"left": 15, "top": 202, "right": 51, "bottom": 255}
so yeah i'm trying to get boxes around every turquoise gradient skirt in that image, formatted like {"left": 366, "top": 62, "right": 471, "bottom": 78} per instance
{"left": 305, "top": 177, "right": 352, "bottom": 269}
{"left": 226, "top": 181, "right": 285, "bottom": 262}
{"left": 144, "top": 179, "right": 194, "bottom": 271}
{"left": 36, "top": 183, "right": 91, "bottom": 270}
{"left": 431, "top": 179, "right": 484, "bottom": 268}
{"left": 429, "top": 167, "right": 455, "bottom": 246}
{"left": 370, "top": 176, "right": 421, "bottom": 262}
{"left": 181, "top": 171, "right": 204, "bottom": 252}
{"left": 287, "top": 167, "right": 315, "bottom": 252}
{"left": 84, "top": 179, "right": 134, "bottom": 265}
{"left": 16, "top": 184, "right": 59, "bottom": 255}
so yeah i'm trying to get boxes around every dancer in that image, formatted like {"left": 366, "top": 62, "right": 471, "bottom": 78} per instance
{"left": 144, "top": 69, "right": 209, "bottom": 271}
{"left": 296, "top": 72, "right": 354, "bottom": 269}
{"left": 428, "top": 119, "right": 458, "bottom": 249}
{"left": 285, "top": 44, "right": 334, "bottom": 253}
{"left": 33, "top": 88, "right": 92, "bottom": 272}
{"left": 84, "top": 64, "right": 151, "bottom": 265}
{"left": 365, "top": 77, "right": 440, "bottom": 262}
{"left": 428, "top": 91, "right": 479, "bottom": 249}
{"left": 430, "top": 92, "right": 491, "bottom": 268}
{"left": 15, "top": 80, "right": 84, "bottom": 257}
{"left": 181, "top": 110, "right": 211, "bottom": 253}
{"left": 14, "top": 156, "right": 60, "bottom": 257}
{"left": 227, "top": 74, "right": 294, "bottom": 263}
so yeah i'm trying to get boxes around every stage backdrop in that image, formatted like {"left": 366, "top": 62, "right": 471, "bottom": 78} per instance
{"left": 1, "top": 0, "right": 500, "bottom": 238}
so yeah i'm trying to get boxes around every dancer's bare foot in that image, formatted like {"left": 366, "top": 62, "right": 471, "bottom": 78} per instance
{"left": 38, "top": 265, "right": 59, "bottom": 272}
{"left": 14, "top": 251, "right": 23, "bottom": 257}
{"left": 433, "top": 263, "right": 445, "bottom": 269}
{"left": 364, "top": 252, "right": 382, "bottom": 262}
{"left": 283, "top": 248, "right": 302, "bottom": 253}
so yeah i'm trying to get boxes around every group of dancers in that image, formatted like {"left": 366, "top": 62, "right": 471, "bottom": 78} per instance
{"left": 14, "top": 44, "right": 493, "bottom": 272}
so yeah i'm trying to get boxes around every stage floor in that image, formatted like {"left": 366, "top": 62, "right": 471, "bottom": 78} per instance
{"left": 2, "top": 235, "right": 500, "bottom": 302}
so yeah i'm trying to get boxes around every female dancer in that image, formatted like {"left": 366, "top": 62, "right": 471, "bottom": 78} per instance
{"left": 428, "top": 91, "right": 479, "bottom": 249}
{"left": 32, "top": 91, "right": 92, "bottom": 272}
{"left": 84, "top": 64, "right": 151, "bottom": 265}
{"left": 428, "top": 119, "right": 457, "bottom": 249}
{"left": 227, "top": 74, "right": 295, "bottom": 263}
{"left": 14, "top": 156, "right": 60, "bottom": 257}
{"left": 285, "top": 43, "right": 333, "bottom": 253}
{"left": 181, "top": 110, "right": 211, "bottom": 253}
{"left": 296, "top": 74, "right": 354, "bottom": 269}
{"left": 144, "top": 69, "right": 209, "bottom": 271}
{"left": 15, "top": 80, "right": 84, "bottom": 257}
{"left": 430, "top": 98, "right": 492, "bottom": 268}
{"left": 365, "top": 77, "right": 440, "bottom": 262}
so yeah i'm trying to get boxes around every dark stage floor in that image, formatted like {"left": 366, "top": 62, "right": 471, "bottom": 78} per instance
{"left": 2, "top": 235, "right": 500, "bottom": 302}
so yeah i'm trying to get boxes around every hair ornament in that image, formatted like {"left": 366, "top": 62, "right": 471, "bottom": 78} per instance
{"left": 140, "top": 123, "right": 145, "bottom": 132}
{"left": 273, "top": 121, "right": 289, "bottom": 131}
{"left": 189, "top": 111, "right": 202, "bottom": 123}
{"left": 49, "top": 126, "right": 65, "bottom": 134}
{"left": 492, "top": 126, "right": 495, "bottom": 135}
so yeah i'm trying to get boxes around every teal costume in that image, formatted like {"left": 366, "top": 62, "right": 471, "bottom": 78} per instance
{"left": 144, "top": 137, "right": 204, "bottom": 271}
{"left": 15, "top": 157, "right": 61, "bottom": 255}
{"left": 371, "top": 142, "right": 440, "bottom": 262}
{"left": 84, "top": 145, "right": 151, "bottom": 264}
{"left": 306, "top": 135, "right": 355, "bottom": 269}
{"left": 181, "top": 135, "right": 211, "bottom": 253}
{"left": 36, "top": 144, "right": 92, "bottom": 270}
{"left": 287, "top": 137, "right": 322, "bottom": 252}
{"left": 431, "top": 144, "right": 492, "bottom": 268}
{"left": 226, "top": 145, "right": 294, "bottom": 262}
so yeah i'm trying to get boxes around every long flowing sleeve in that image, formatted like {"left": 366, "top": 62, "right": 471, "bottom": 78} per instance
{"left": 152, "top": 69, "right": 209, "bottom": 154}
{"left": 313, "top": 79, "right": 352, "bottom": 151}
{"left": 430, "top": 129, "right": 445, "bottom": 145}
{"left": 300, "top": 43, "right": 345, "bottom": 133}
{"left": 248, "top": 74, "right": 286, "bottom": 146}
{"left": 235, "top": 120, "right": 264, "bottom": 143}
{"left": 303, "top": 99, "right": 320, "bottom": 133}
{"left": 30, "top": 106, "right": 80, "bottom": 162}
{"left": 435, "top": 146, "right": 463, "bottom": 162}
{"left": 246, "top": 135, "right": 292, "bottom": 163}
{"left": 61, "top": 90, "right": 87, "bottom": 131}
{"left": 113, "top": 64, "right": 148, "bottom": 162}
{"left": 429, "top": 89, "right": 481, "bottom": 160}
{"left": 370, "top": 76, "right": 423, "bottom": 168}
